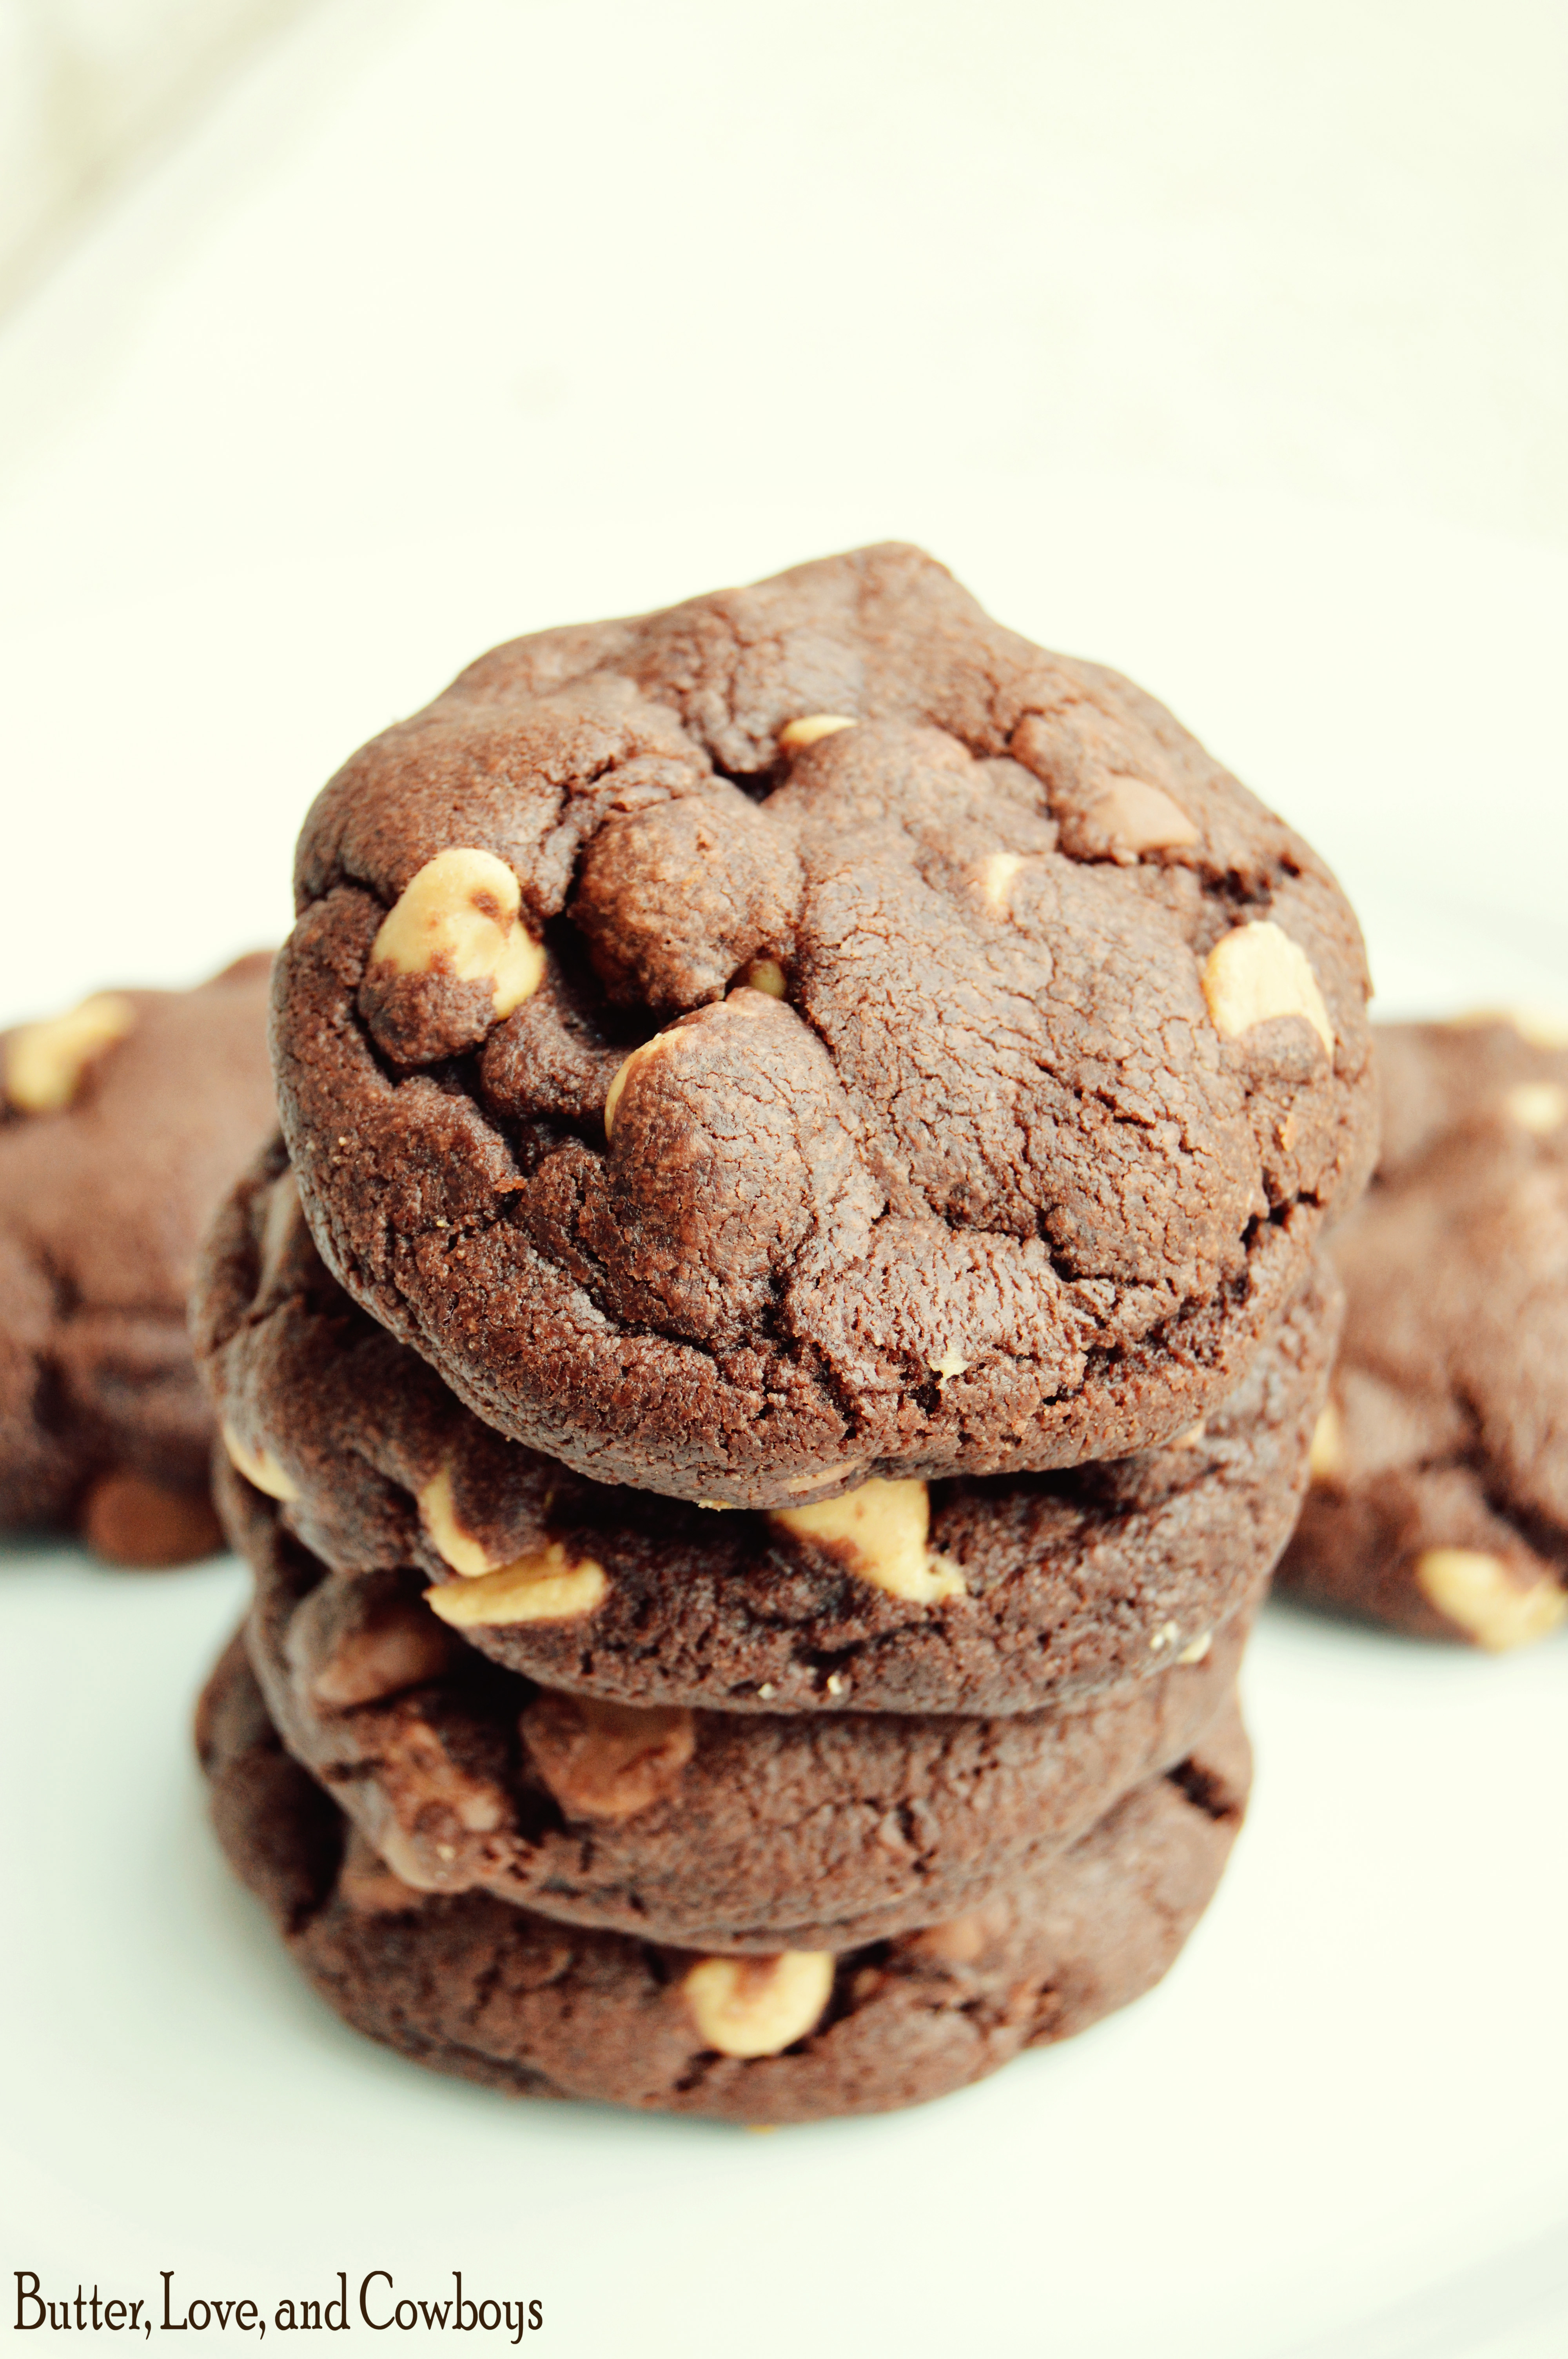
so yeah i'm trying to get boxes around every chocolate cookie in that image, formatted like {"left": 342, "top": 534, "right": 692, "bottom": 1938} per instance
{"left": 198, "top": 1141, "right": 1339, "bottom": 1712}
{"left": 1277, "top": 1016, "right": 1568, "bottom": 1648}
{"left": 231, "top": 1468, "right": 1248, "bottom": 1952}
{"left": 1, "top": 956, "right": 275, "bottom": 1564}
{"left": 198, "top": 1636, "right": 1250, "bottom": 2122}
{"left": 271, "top": 544, "right": 1374, "bottom": 1509}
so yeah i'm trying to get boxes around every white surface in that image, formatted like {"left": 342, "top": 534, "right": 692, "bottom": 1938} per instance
{"left": 0, "top": 508, "right": 1566, "bottom": 2357}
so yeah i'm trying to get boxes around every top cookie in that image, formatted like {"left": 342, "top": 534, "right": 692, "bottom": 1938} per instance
{"left": 0, "top": 954, "right": 275, "bottom": 1560}
{"left": 273, "top": 545, "right": 1375, "bottom": 1507}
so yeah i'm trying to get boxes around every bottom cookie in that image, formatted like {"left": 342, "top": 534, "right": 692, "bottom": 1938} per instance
{"left": 198, "top": 1639, "right": 1250, "bottom": 2123}
{"left": 232, "top": 1469, "right": 1252, "bottom": 1952}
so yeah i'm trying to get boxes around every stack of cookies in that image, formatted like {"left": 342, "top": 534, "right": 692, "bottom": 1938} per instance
{"left": 194, "top": 546, "right": 1377, "bottom": 2122}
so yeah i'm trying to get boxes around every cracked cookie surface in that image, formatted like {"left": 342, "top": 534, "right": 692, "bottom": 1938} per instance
{"left": 271, "top": 545, "right": 1374, "bottom": 1508}
{"left": 0, "top": 954, "right": 274, "bottom": 1563}
{"left": 196, "top": 1141, "right": 1337, "bottom": 1712}
{"left": 1278, "top": 1017, "right": 1568, "bottom": 1647}
{"left": 198, "top": 1634, "right": 1250, "bottom": 2123}
{"left": 229, "top": 1463, "right": 1247, "bottom": 1952}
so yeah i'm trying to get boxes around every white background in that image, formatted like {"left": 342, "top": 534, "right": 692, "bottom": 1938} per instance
{"left": 1, "top": 7, "right": 1566, "bottom": 2355}
{"left": 0, "top": 0, "right": 324, "bottom": 309}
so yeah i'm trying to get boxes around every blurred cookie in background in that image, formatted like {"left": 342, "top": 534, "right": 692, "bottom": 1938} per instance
{"left": 1277, "top": 1015, "right": 1568, "bottom": 1649}
{"left": 197, "top": 1631, "right": 1252, "bottom": 2124}
{"left": 0, "top": 953, "right": 275, "bottom": 1566}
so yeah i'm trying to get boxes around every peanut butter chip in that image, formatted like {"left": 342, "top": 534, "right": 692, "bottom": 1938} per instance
{"left": 521, "top": 1692, "right": 696, "bottom": 1821}
{"left": 733, "top": 956, "right": 788, "bottom": 998}
{"left": 905, "top": 1904, "right": 1009, "bottom": 1964}
{"left": 220, "top": 1422, "right": 299, "bottom": 1503}
{"left": 1308, "top": 1401, "right": 1346, "bottom": 1481}
{"left": 1503, "top": 1081, "right": 1568, "bottom": 1135}
{"left": 602, "top": 1030, "right": 673, "bottom": 1140}
{"left": 4, "top": 993, "right": 136, "bottom": 1113}
{"left": 1414, "top": 1548, "right": 1568, "bottom": 1652}
{"left": 370, "top": 848, "right": 544, "bottom": 1017}
{"left": 1096, "top": 774, "right": 1200, "bottom": 852}
{"left": 976, "top": 852, "right": 1025, "bottom": 909}
{"left": 417, "top": 1464, "right": 497, "bottom": 1577}
{"left": 907, "top": 1917, "right": 986, "bottom": 1966}
{"left": 425, "top": 1543, "right": 608, "bottom": 1628}
{"left": 339, "top": 1830, "right": 429, "bottom": 1914}
{"left": 311, "top": 1605, "right": 452, "bottom": 1709}
{"left": 1201, "top": 921, "right": 1334, "bottom": 1056}
{"left": 778, "top": 714, "right": 857, "bottom": 750}
{"left": 682, "top": 1951, "right": 834, "bottom": 2057}
{"left": 371, "top": 1823, "right": 448, "bottom": 1895}
{"left": 770, "top": 1477, "right": 966, "bottom": 1604}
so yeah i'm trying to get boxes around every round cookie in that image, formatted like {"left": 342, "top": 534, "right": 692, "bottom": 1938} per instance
{"left": 0, "top": 955, "right": 275, "bottom": 1564}
{"left": 1277, "top": 1017, "right": 1568, "bottom": 1648}
{"left": 198, "top": 1141, "right": 1339, "bottom": 1713}
{"left": 272, "top": 543, "right": 1375, "bottom": 1510}
{"left": 198, "top": 1636, "right": 1251, "bottom": 2123}
{"left": 232, "top": 1467, "right": 1249, "bottom": 1952}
